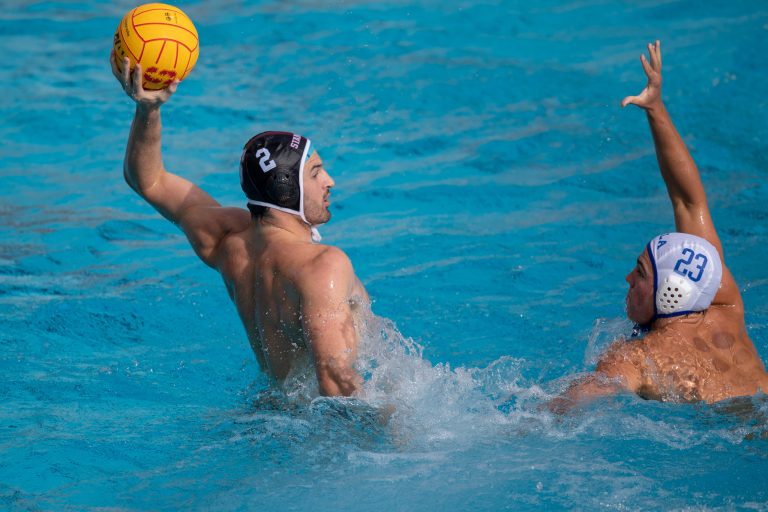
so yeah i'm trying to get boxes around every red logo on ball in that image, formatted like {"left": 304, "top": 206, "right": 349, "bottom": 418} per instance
{"left": 144, "top": 67, "right": 177, "bottom": 87}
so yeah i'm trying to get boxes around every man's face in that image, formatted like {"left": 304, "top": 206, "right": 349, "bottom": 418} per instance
{"left": 625, "top": 249, "right": 655, "bottom": 325}
{"left": 303, "top": 151, "right": 335, "bottom": 225}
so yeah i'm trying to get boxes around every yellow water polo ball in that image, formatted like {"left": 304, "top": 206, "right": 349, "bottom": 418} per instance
{"left": 113, "top": 3, "right": 199, "bottom": 90}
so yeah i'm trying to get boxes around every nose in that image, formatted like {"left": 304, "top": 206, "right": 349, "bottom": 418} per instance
{"left": 625, "top": 271, "right": 633, "bottom": 286}
{"left": 326, "top": 173, "right": 335, "bottom": 189}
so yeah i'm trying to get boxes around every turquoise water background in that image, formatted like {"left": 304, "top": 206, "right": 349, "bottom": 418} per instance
{"left": 2, "top": 1, "right": 768, "bottom": 510}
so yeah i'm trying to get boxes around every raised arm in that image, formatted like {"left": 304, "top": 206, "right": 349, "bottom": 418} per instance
{"left": 300, "top": 248, "right": 364, "bottom": 397}
{"left": 621, "top": 41, "right": 740, "bottom": 307}
{"left": 111, "top": 51, "right": 249, "bottom": 268}
{"left": 621, "top": 42, "right": 721, "bottom": 252}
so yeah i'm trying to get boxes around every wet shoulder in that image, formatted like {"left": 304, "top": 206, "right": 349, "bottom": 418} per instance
{"left": 597, "top": 338, "right": 648, "bottom": 372}
{"left": 705, "top": 302, "right": 746, "bottom": 329}
{"left": 294, "top": 245, "right": 355, "bottom": 290}
{"left": 306, "top": 245, "right": 353, "bottom": 273}
{"left": 680, "top": 308, "right": 745, "bottom": 354}
{"left": 644, "top": 311, "right": 753, "bottom": 374}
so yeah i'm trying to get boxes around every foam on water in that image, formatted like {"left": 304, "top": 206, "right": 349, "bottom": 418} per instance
{"left": 231, "top": 309, "right": 520, "bottom": 452}
{"left": 225, "top": 308, "right": 768, "bottom": 471}
{"left": 168, "top": 312, "right": 768, "bottom": 512}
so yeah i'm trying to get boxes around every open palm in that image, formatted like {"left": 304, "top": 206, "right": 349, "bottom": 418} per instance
{"left": 621, "top": 40, "right": 662, "bottom": 109}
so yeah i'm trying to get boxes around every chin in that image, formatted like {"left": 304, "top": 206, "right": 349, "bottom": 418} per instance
{"left": 629, "top": 311, "right": 653, "bottom": 326}
{"left": 625, "top": 307, "right": 642, "bottom": 325}
{"left": 308, "top": 213, "right": 330, "bottom": 225}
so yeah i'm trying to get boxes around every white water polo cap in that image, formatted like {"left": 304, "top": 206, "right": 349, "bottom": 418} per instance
{"left": 646, "top": 232, "right": 723, "bottom": 319}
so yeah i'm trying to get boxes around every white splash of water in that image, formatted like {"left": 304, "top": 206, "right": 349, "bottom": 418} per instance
{"left": 246, "top": 308, "right": 530, "bottom": 451}
{"left": 583, "top": 316, "right": 636, "bottom": 366}
{"left": 236, "top": 310, "right": 766, "bottom": 454}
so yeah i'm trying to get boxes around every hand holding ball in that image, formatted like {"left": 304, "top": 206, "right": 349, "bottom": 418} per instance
{"left": 113, "top": 3, "right": 199, "bottom": 90}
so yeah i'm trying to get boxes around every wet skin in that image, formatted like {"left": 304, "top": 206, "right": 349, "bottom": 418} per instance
{"left": 551, "top": 41, "right": 768, "bottom": 411}
{"left": 617, "top": 249, "right": 768, "bottom": 402}
{"left": 601, "top": 305, "right": 768, "bottom": 403}
{"left": 217, "top": 152, "right": 371, "bottom": 383}
{"left": 112, "top": 51, "right": 369, "bottom": 396}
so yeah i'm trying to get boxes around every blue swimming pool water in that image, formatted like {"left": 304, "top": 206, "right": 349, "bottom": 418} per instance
{"left": 2, "top": 1, "right": 768, "bottom": 510}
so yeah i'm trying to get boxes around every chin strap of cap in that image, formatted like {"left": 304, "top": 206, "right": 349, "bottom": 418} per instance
{"left": 244, "top": 138, "right": 323, "bottom": 243}
{"left": 302, "top": 142, "right": 321, "bottom": 243}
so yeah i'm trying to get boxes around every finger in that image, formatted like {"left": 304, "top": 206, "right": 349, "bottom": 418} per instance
{"left": 131, "top": 63, "right": 144, "bottom": 97}
{"left": 640, "top": 54, "right": 652, "bottom": 76}
{"left": 160, "top": 80, "right": 180, "bottom": 101}
{"left": 109, "top": 50, "right": 120, "bottom": 79}
{"left": 656, "top": 40, "right": 662, "bottom": 68}
{"left": 122, "top": 57, "right": 131, "bottom": 90}
{"left": 649, "top": 41, "right": 660, "bottom": 70}
{"left": 621, "top": 95, "right": 637, "bottom": 108}
{"left": 166, "top": 79, "right": 180, "bottom": 95}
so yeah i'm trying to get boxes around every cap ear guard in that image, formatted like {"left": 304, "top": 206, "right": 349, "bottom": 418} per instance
{"left": 265, "top": 166, "right": 300, "bottom": 208}
{"left": 241, "top": 154, "right": 298, "bottom": 209}
{"left": 656, "top": 273, "right": 695, "bottom": 315}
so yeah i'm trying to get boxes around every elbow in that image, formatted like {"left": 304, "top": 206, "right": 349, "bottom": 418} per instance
{"left": 123, "top": 164, "right": 159, "bottom": 199}
{"left": 123, "top": 165, "right": 141, "bottom": 195}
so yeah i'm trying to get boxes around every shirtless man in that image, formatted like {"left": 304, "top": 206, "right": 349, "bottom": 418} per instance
{"left": 552, "top": 41, "right": 768, "bottom": 410}
{"left": 111, "top": 52, "right": 368, "bottom": 397}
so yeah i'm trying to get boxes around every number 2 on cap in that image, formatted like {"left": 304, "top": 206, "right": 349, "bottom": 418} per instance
{"left": 255, "top": 148, "right": 277, "bottom": 173}
{"left": 673, "top": 248, "right": 708, "bottom": 283}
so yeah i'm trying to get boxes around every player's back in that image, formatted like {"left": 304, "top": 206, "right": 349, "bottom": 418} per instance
{"left": 634, "top": 306, "right": 768, "bottom": 402}
{"left": 217, "top": 224, "right": 326, "bottom": 380}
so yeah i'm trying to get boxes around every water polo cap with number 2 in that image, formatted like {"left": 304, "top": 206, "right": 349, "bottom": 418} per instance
{"left": 240, "top": 131, "right": 321, "bottom": 241}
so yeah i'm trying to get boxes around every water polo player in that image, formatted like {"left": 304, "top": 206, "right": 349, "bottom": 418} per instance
{"left": 110, "top": 51, "right": 369, "bottom": 396}
{"left": 551, "top": 41, "right": 768, "bottom": 410}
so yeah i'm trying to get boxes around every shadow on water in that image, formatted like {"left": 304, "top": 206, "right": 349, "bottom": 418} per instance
{"left": 709, "top": 395, "right": 768, "bottom": 446}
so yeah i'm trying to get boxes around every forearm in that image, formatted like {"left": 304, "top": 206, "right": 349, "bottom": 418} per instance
{"left": 645, "top": 102, "right": 706, "bottom": 208}
{"left": 318, "top": 362, "right": 363, "bottom": 397}
{"left": 124, "top": 104, "right": 166, "bottom": 196}
{"left": 547, "top": 374, "right": 625, "bottom": 414}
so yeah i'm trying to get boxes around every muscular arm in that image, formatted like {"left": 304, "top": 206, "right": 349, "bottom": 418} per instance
{"left": 646, "top": 105, "right": 720, "bottom": 250}
{"left": 300, "top": 248, "right": 364, "bottom": 397}
{"left": 548, "top": 341, "right": 646, "bottom": 414}
{"left": 113, "top": 51, "right": 249, "bottom": 268}
{"left": 622, "top": 41, "right": 740, "bottom": 307}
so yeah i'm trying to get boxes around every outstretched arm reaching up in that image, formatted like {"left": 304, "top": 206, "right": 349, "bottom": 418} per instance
{"left": 621, "top": 41, "right": 719, "bottom": 250}
{"left": 621, "top": 41, "right": 741, "bottom": 308}
{"left": 111, "top": 51, "right": 249, "bottom": 268}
